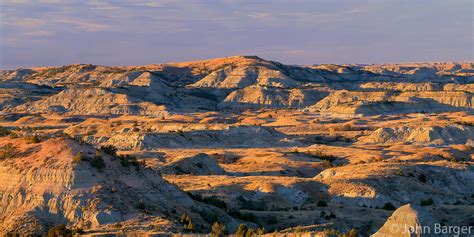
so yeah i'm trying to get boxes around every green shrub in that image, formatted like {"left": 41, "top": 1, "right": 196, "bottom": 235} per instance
{"left": 211, "top": 222, "right": 225, "bottom": 237}
{"left": 0, "top": 143, "right": 19, "bottom": 160}
{"left": 256, "top": 227, "right": 265, "bottom": 235}
{"left": 420, "top": 198, "right": 434, "bottom": 206}
{"left": 9, "top": 132, "right": 19, "bottom": 139}
{"left": 236, "top": 195, "right": 266, "bottom": 211}
{"left": 100, "top": 145, "right": 117, "bottom": 156}
{"left": 229, "top": 210, "right": 257, "bottom": 222}
{"left": 295, "top": 226, "right": 304, "bottom": 233}
{"left": 72, "top": 152, "right": 87, "bottom": 163}
{"left": 311, "top": 151, "right": 336, "bottom": 162}
{"left": 136, "top": 200, "right": 145, "bottom": 210}
{"left": 322, "top": 160, "right": 332, "bottom": 169}
{"left": 90, "top": 155, "right": 105, "bottom": 171}
{"left": 118, "top": 154, "right": 140, "bottom": 168}
{"left": 317, "top": 200, "right": 328, "bottom": 207}
{"left": 321, "top": 228, "right": 357, "bottom": 237}
{"left": 235, "top": 224, "right": 248, "bottom": 236}
{"left": 418, "top": 174, "right": 427, "bottom": 183}
{"left": 0, "top": 127, "right": 12, "bottom": 136}
{"left": 180, "top": 213, "right": 194, "bottom": 233}
{"left": 187, "top": 193, "right": 227, "bottom": 209}
{"left": 47, "top": 224, "right": 73, "bottom": 237}
{"left": 340, "top": 228, "right": 358, "bottom": 237}
{"left": 24, "top": 134, "right": 41, "bottom": 143}
{"left": 382, "top": 202, "right": 396, "bottom": 210}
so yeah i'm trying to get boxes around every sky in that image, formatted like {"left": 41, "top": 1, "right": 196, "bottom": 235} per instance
{"left": 1, "top": 0, "right": 473, "bottom": 69}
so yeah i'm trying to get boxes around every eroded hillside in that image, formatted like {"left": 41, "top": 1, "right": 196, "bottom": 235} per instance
{"left": 0, "top": 56, "right": 473, "bottom": 236}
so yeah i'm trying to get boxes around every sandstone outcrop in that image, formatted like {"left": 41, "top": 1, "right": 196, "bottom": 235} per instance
{"left": 160, "top": 153, "right": 226, "bottom": 175}
{"left": 360, "top": 125, "right": 474, "bottom": 145}
{"left": 372, "top": 204, "right": 441, "bottom": 237}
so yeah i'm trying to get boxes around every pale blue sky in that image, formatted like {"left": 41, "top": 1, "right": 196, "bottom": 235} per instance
{"left": 1, "top": 0, "right": 473, "bottom": 69}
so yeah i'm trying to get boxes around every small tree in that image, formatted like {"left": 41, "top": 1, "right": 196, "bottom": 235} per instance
{"left": 180, "top": 213, "right": 194, "bottom": 233}
{"left": 341, "top": 228, "right": 358, "bottom": 237}
{"left": 245, "top": 228, "right": 255, "bottom": 237}
{"left": 184, "top": 220, "right": 194, "bottom": 233}
{"left": 235, "top": 224, "right": 248, "bottom": 236}
{"left": 420, "top": 198, "right": 434, "bottom": 206}
{"left": 211, "top": 222, "right": 225, "bottom": 237}
{"left": 72, "top": 152, "right": 87, "bottom": 163}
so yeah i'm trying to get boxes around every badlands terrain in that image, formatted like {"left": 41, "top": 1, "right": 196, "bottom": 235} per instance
{"left": 0, "top": 56, "right": 473, "bottom": 236}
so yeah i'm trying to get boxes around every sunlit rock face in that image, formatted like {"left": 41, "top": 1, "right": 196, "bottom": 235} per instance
{"left": 0, "top": 57, "right": 473, "bottom": 235}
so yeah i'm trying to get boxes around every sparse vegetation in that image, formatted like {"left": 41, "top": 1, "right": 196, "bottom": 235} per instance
{"left": 309, "top": 151, "right": 336, "bottom": 162}
{"left": 237, "top": 195, "right": 266, "bottom": 211}
{"left": 234, "top": 224, "right": 264, "bottom": 236}
{"left": 100, "top": 145, "right": 117, "bottom": 156}
{"left": 72, "top": 152, "right": 87, "bottom": 163}
{"left": 24, "top": 134, "right": 42, "bottom": 143}
{"left": 0, "top": 58, "right": 473, "bottom": 234}
{"left": 418, "top": 173, "right": 427, "bottom": 183}
{"left": 180, "top": 213, "right": 194, "bottom": 233}
{"left": 0, "top": 127, "right": 13, "bottom": 137}
{"left": 136, "top": 200, "right": 146, "bottom": 210}
{"left": 90, "top": 155, "right": 105, "bottom": 171}
{"left": 382, "top": 202, "right": 396, "bottom": 211}
{"left": 321, "top": 228, "right": 358, "bottom": 237}
{"left": 46, "top": 224, "right": 83, "bottom": 237}
{"left": 317, "top": 200, "right": 328, "bottom": 207}
{"left": 210, "top": 222, "right": 225, "bottom": 237}
{"left": 455, "top": 121, "right": 474, "bottom": 127}
{"left": 118, "top": 154, "right": 140, "bottom": 168}
{"left": 187, "top": 192, "right": 227, "bottom": 209}
{"left": 420, "top": 198, "right": 434, "bottom": 206}
{"left": 322, "top": 160, "right": 332, "bottom": 169}
{"left": 0, "top": 143, "right": 19, "bottom": 160}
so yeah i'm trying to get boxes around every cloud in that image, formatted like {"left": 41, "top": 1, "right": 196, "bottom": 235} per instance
{"left": 55, "top": 17, "right": 110, "bottom": 32}
{"left": 23, "top": 30, "right": 52, "bottom": 37}
{"left": 248, "top": 12, "right": 271, "bottom": 19}
{"left": 134, "top": 2, "right": 162, "bottom": 7}
{"left": 2, "top": 0, "right": 32, "bottom": 4}
{"left": 12, "top": 18, "right": 45, "bottom": 27}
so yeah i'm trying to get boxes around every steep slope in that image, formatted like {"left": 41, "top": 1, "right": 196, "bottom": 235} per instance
{"left": 0, "top": 137, "right": 237, "bottom": 235}
{"left": 103, "top": 125, "right": 294, "bottom": 150}
{"left": 359, "top": 125, "right": 474, "bottom": 145}
{"left": 219, "top": 86, "right": 326, "bottom": 109}
{"left": 307, "top": 90, "right": 473, "bottom": 116}
{"left": 9, "top": 88, "right": 169, "bottom": 116}
{"left": 314, "top": 162, "right": 474, "bottom": 208}
{"left": 372, "top": 204, "right": 440, "bottom": 237}
{"left": 160, "top": 153, "right": 226, "bottom": 175}
{"left": 190, "top": 65, "right": 300, "bottom": 89}
{"left": 2, "top": 57, "right": 473, "bottom": 114}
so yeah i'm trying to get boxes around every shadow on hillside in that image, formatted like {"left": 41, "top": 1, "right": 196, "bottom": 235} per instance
{"left": 178, "top": 162, "right": 473, "bottom": 235}
{"left": 354, "top": 98, "right": 474, "bottom": 116}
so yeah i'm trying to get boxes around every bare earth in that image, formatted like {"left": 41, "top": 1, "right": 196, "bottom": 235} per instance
{"left": 0, "top": 56, "right": 473, "bottom": 236}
